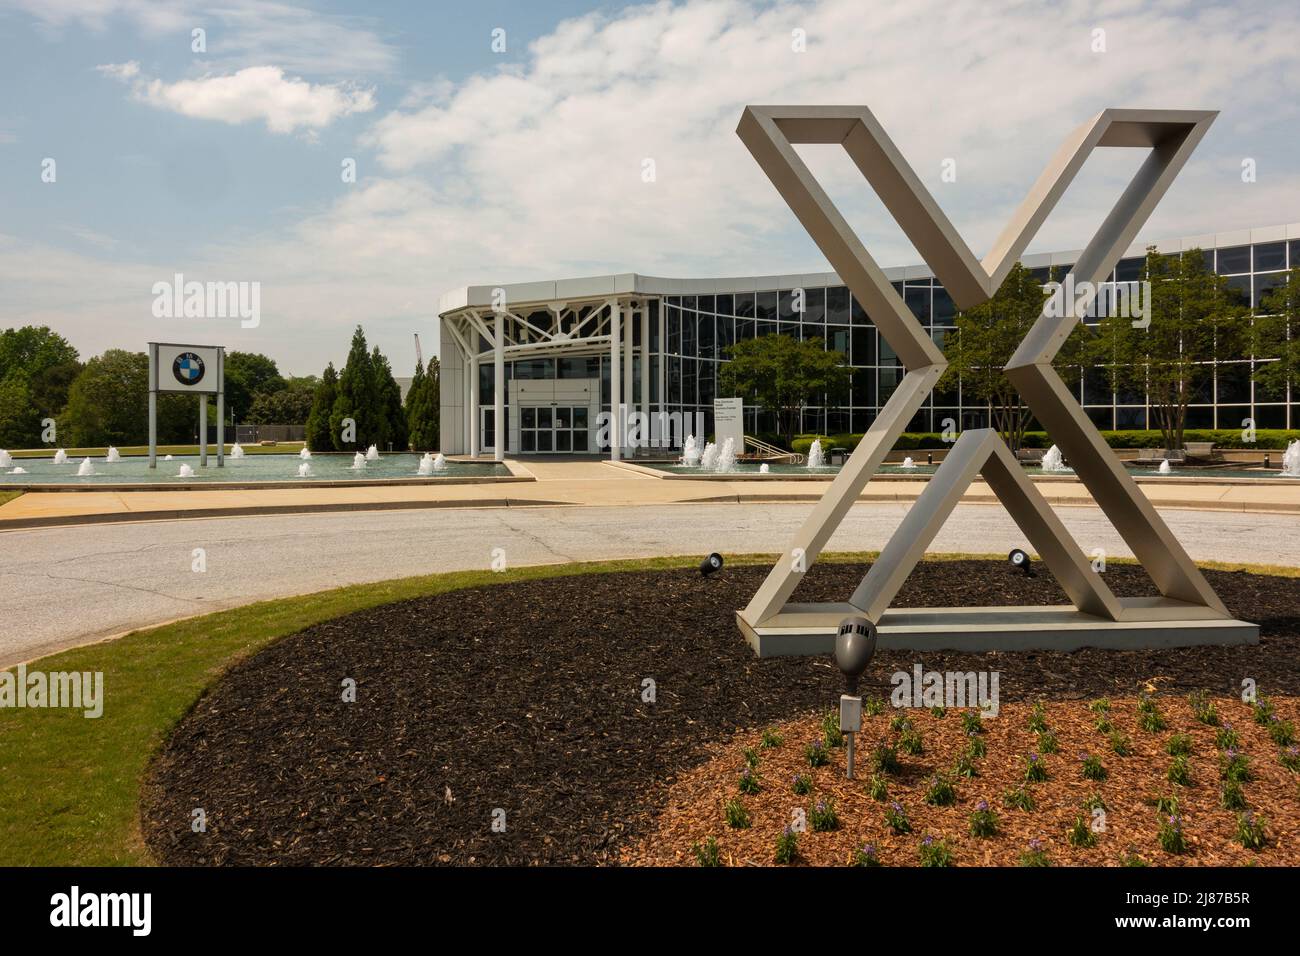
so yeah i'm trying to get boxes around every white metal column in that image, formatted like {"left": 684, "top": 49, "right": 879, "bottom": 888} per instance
{"left": 640, "top": 302, "right": 650, "bottom": 449}
{"left": 623, "top": 301, "right": 634, "bottom": 455}
{"left": 469, "top": 352, "right": 480, "bottom": 458}
{"left": 199, "top": 395, "right": 208, "bottom": 466}
{"left": 610, "top": 300, "right": 621, "bottom": 461}
{"left": 494, "top": 313, "right": 505, "bottom": 461}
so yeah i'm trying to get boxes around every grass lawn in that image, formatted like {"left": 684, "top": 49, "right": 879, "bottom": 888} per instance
{"left": 0, "top": 491, "right": 22, "bottom": 508}
{"left": 0, "top": 552, "right": 1289, "bottom": 867}
{"left": 7, "top": 442, "right": 305, "bottom": 459}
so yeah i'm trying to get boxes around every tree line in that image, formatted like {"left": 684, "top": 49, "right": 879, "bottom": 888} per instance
{"left": 0, "top": 324, "right": 440, "bottom": 452}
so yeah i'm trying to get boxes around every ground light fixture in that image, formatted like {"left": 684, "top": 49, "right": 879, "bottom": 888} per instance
{"left": 1009, "top": 548, "right": 1035, "bottom": 577}
{"left": 834, "top": 615, "right": 877, "bottom": 779}
{"left": 699, "top": 553, "right": 724, "bottom": 577}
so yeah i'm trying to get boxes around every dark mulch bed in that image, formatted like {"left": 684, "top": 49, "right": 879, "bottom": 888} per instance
{"left": 140, "top": 560, "right": 1300, "bottom": 866}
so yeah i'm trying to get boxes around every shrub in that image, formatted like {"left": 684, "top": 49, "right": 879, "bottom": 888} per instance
{"left": 1167, "top": 755, "right": 1193, "bottom": 786}
{"left": 954, "top": 752, "right": 980, "bottom": 778}
{"left": 1024, "top": 753, "right": 1049, "bottom": 783}
{"left": 724, "top": 798, "right": 751, "bottom": 829}
{"left": 1089, "top": 698, "right": 1111, "bottom": 714}
{"left": 851, "top": 844, "right": 882, "bottom": 867}
{"left": 806, "top": 740, "right": 829, "bottom": 768}
{"left": 1252, "top": 696, "right": 1276, "bottom": 726}
{"left": 760, "top": 727, "right": 784, "bottom": 748}
{"left": 867, "top": 774, "right": 888, "bottom": 801}
{"left": 1137, "top": 696, "right": 1167, "bottom": 733}
{"left": 870, "top": 742, "right": 900, "bottom": 774}
{"left": 889, "top": 714, "right": 911, "bottom": 733}
{"left": 1081, "top": 753, "right": 1107, "bottom": 781}
{"left": 810, "top": 799, "right": 839, "bottom": 833}
{"left": 1220, "top": 779, "right": 1247, "bottom": 811}
{"left": 929, "top": 705, "right": 947, "bottom": 719}
{"left": 738, "top": 767, "right": 761, "bottom": 795}
{"left": 899, "top": 727, "right": 925, "bottom": 755}
{"left": 1188, "top": 690, "right": 1219, "bottom": 726}
{"left": 1095, "top": 716, "right": 1114, "bottom": 734}
{"left": 1037, "top": 730, "right": 1060, "bottom": 754}
{"left": 919, "top": 835, "right": 953, "bottom": 867}
{"left": 969, "top": 800, "right": 999, "bottom": 837}
{"left": 1068, "top": 815, "right": 1098, "bottom": 848}
{"left": 742, "top": 747, "right": 760, "bottom": 769}
{"left": 1158, "top": 814, "right": 1187, "bottom": 854}
{"left": 965, "top": 734, "right": 987, "bottom": 759}
{"left": 885, "top": 801, "right": 912, "bottom": 835}
{"left": 1109, "top": 732, "right": 1132, "bottom": 757}
{"left": 1220, "top": 748, "right": 1252, "bottom": 783}
{"left": 1235, "top": 811, "right": 1267, "bottom": 850}
{"left": 792, "top": 773, "right": 812, "bottom": 796}
{"left": 1153, "top": 794, "right": 1181, "bottom": 816}
{"left": 1216, "top": 724, "right": 1241, "bottom": 751}
{"left": 1004, "top": 787, "right": 1036, "bottom": 811}
{"left": 863, "top": 696, "right": 885, "bottom": 718}
{"left": 822, "top": 709, "right": 844, "bottom": 748}
{"left": 961, "top": 711, "right": 984, "bottom": 735}
{"left": 1166, "top": 733, "right": 1194, "bottom": 757}
{"left": 692, "top": 836, "right": 722, "bottom": 867}
{"left": 1018, "top": 839, "right": 1050, "bottom": 867}
{"left": 1280, "top": 745, "right": 1300, "bottom": 773}
{"left": 1082, "top": 792, "right": 1108, "bottom": 812}
{"left": 1267, "top": 716, "right": 1296, "bottom": 747}
{"left": 774, "top": 826, "right": 799, "bottom": 864}
{"left": 1027, "top": 701, "right": 1049, "bottom": 734}
{"left": 925, "top": 773, "right": 958, "bottom": 806}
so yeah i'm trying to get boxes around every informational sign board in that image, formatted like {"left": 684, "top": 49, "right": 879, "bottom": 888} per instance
{"left": 714, "top": 397, "right": 744, "bottom": 449}
{"left": 154, "top": 343, "right": 222, "bottom": 394}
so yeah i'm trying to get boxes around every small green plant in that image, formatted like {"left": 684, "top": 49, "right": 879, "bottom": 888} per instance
{"left": 925, "top": 773, "right": 957, "bottom": 806}
{"left": 1081, "top": 752, "right": 1107, "bottom": 781}
{"left": 899, "top": 727, "right": 925, "bottom": 756}
{"left": 1158, "top": 814, "right": 1187, "bottom": 854}
{"left": 805, "top": 739, "right": 829, "bottom": 768}
{"left": 810, "top": 798, "right": 839, "bottom": 832}
{"left": 863, "top": 696, "right": 885, "bottom": 717}
{"left": 1153, "top": 793, "right": 1180, "bottom": 816}
{"left": 1095, "top": 716, "right": 1113, "bottom": 734}
{"left": 1251, "top": 695, "right": 1275, "bottom": 726}
{"left": 889, "top": 714, "right": 911, "bottom": 733}
{"left": 885, "top": 801, "right": 912, "bottom": 835}
{"left": 822, "top": 709, "right": 845, "bottom": 748}
{"left": 760, "top": 727, "right": 784, "bottom": 748}
{"left": 918, "top": 835, "right": 953, "bottom": 867}
{"left": 1137, "top": 696, "right": 1167, "bottom": 733}
{"left": 1235, "top": 811, "right": 1267, "bottom": 850}
{"left": 969, "top": 800, "right": 999, "bottom": 837}
{"left": 792, "top": 773, "right": 812, "bottom": 796}
{"left": 851, "top": 843, "right": 882, "bottom": 867}
{"left": 929, "top": 705, "right": 947, "bottom": 719}
{"left": 870, "top": 742, "right": 900, "bottom": 774}
{"left": 1166, "top": 733, "right": 1194, "bottom": 757}
{"left": 1267, "top": 716, "right": 1296, "bottom": 747}
{"left": 742, "top": 747, "right": 760, "bottom": 769}
{"left": 1068, "top": 815, "right": 1097, "bottom": 848}
{"left": 965, "top": 734, "right": 987, "bottom": 759}
{"left": 1120, "top": 852, "right": 1148, "bottom": 867}
{"left": 1188, "top": 690, "right": 1219, "bottom": 726}
{"left": 1018, "top": 839, "right": 1050, "bottom": 867}
{"left": 1089, "top": 698, "right": 1111, "bottom": 715}
{"left": 774, "top": 826, "right": 799, "bottom": 864}
{"left": 961, "top": 711, "right": 984, "bottom": 735}
{"left": 724, "top": 797, "right": 751, "bottom": 829}
{"left": 1220, "top": 748, "right": 1251, "bottom": 783}
{"left": 1027, "top": 701, "right": 1049, "bottom": 734}
{"left": 1082, "top": 792, "right": 1107, "bottom": 812}
{"left": 867, "top": 774, "right": 888, "bottom": 801}
{"left": 692, "top": 836, "right": 722, "bottom": 867}
{"left": 1109, "top": 732, "right": 1132, "bottom": 757}
{"left": 1220, "top": 779, "right": 1247, "bottom": 811}
{"left": 1215, "top": 723, "right": 1241, "bottom": 751}
{"left": 1167, "top": 755, "right": 1193, "bottom": 787}
{"left": 954, "top": 752, "right": 980, "bottom": 778}
{"left": 1280, "top": 745, "right": 1300, "bottom": 773}
{"left": 1004, "top": 786, "right": 1035, "bottom": 811}
{"left": 1037, "top": 731, "right": 1060, "bottom": 755}
{"left": 738, "top": 767, "right": 761, "bottom": 795}
{"left": 1024, "top": 753, "right": 1048, "bottom": 783}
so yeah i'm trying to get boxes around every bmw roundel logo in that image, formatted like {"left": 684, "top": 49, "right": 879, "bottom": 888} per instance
{"left": 172, "top": 352, "right": 206, "bottom": 386}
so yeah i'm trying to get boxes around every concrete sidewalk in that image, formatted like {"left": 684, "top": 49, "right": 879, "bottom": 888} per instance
{"left": 1, "top": 458, "right": 1298, "bottom": 529}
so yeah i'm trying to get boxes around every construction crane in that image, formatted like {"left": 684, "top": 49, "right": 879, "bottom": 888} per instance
{"left": 413, "top": 332, "right": 424, "bottom": 367}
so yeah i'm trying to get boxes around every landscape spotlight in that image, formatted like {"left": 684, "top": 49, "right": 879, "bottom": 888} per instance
{"left": 1009, "top": 548, "right": 1035, "bottom": 577}
{"left": 700, "top": 552, "right": 724, "bottom": 577}
{"left": 834, "top": 615, "right": 877, "bottom": 779}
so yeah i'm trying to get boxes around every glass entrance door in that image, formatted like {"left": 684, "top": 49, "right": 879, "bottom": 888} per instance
{"left": 519, "top": 405, "right": 589, "bottom": 453}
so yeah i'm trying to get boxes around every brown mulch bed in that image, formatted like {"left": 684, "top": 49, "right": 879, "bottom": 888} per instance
{"left": 140, "top": 560, "right": 1300, "bottom": 866}
{"left": 622, "top": 697, "right": 1300, "bottom": 867}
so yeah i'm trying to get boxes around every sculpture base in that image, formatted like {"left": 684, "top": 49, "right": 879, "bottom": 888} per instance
{"left": 735, "top": 604, "right": 1259, "bottom": 657}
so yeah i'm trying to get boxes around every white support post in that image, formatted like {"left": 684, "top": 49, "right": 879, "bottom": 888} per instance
{"left": 216, "top": 347, "right": 225, "bottom": 467}
{"left": 623, "top": 301, "right": 634, "bottom": 455}
{"left": 494, "top": 312, "right": 505, "bottom": 461}
{"left": 469, "top": 354, "right": 480, "bottom": 458}
{"left": 610, "top": 300, "right": 621, "bottom": 462}
{"left": 658, "top": 301, "right": 666, "bottom": 444}
{"left": 640, "top": 302, "right": 650, "bottom": 449}
{"left": 148, "top": 344, "right": 157, "bottom": 469}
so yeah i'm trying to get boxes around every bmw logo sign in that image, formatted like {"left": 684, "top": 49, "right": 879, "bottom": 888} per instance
{"left": 172, "top": 352, "right": 206, "bottom": 386}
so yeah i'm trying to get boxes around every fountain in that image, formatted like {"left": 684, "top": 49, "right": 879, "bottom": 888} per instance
{"left": 230, "top": 443, "right": 245, "bottom": 459}
{"left": 900, "top": 456, "right": 916, "bottom": 469}
{"left": 759, "top": 462, "right": 770, "bottom": 474}
{"left": 0, "top": 450, "right": 12, "bottom": 468}
{"left": 299, "top": 447, "right": 312, "bottom": 460}
{"left": 105, "top": 446, "right": 121, "bottom": 463}
{"left": 683, "top": 435, "right": 701, "bottom": 467}
{"left": 297, "top": 462, "right": 313, "bottom": 478}
{"left": 433, "top": 452, "right": 448, "bottom": 471}
{"left": 699, "top": 441, "right": 719, "bottom": 471}
{"left": 352, "top": 452, "right": 367, "bottom": 469}
{"left": 9, "top": 467, "right": 26, "bottom": 475}
{"left": 418, "top": 453, "right": 435, "bottom": 476}
{"left": 366, "top": 445, "right": 380, "bottom": 461}
{"left": 714, "top": 437, "right": 737, "bottom": 474}
{"left": 177, "top": 464, "right": 195, "bottom": 478}
{"left": 1158, "top": 459, "right": 1172, "bottom": 475}
{"left": 53, "top": 449, "right": 68, "bottom": 464}
{"left": 1040, "top": 444, "right": 1070, "bottom": 472}
{"left": 1279, "top": 441, "right": 1299, "bottom": 475}
{"left": 77, "top": 457, "right": 94, "bottom": 477}
{"left": 164, "top": 454, "right": 174, "bottom": 461}
{"left": 806, "top": 439, "right": 825, "bottom": 469}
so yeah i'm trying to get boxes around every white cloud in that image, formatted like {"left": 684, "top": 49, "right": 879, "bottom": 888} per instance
{"left": 99, "top": 62, "right": 376, "bottom": 134}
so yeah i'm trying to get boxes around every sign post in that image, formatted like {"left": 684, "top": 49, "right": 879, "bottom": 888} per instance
{"left": 148, "top": 342, "right": 226, "bottom": 469}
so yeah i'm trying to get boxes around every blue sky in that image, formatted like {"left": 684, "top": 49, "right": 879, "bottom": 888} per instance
{"left": 2, "top": 0, "right": 1298, "bottom": 377}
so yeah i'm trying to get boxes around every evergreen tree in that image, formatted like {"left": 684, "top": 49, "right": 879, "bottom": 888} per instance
{"left": 405, "top": 357, "right": 440, "bottom": 451}
{"left": 330, "top": 327, "right": 379, "bottom": 450}
{"left": 305, "top": 364, "right": 338, "bottom": 451}
{"left": 372, "top": 345, "right": 407, "bottom": 451}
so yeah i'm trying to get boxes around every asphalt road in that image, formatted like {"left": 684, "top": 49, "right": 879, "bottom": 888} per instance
{"left": 2, "top": 501, "right": 1297, "bottom": 666}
